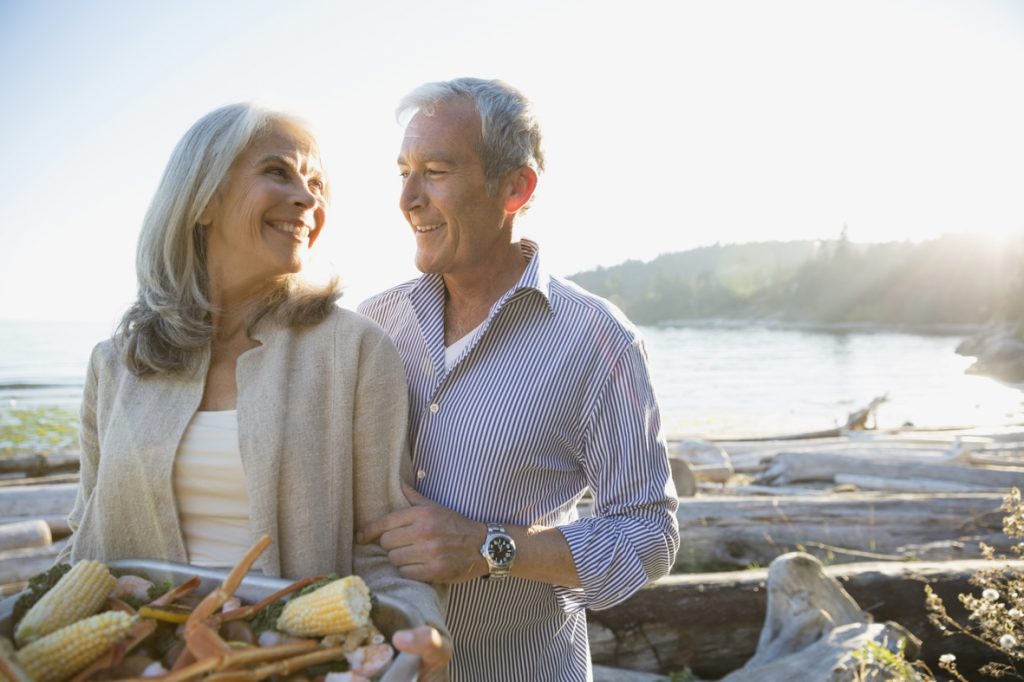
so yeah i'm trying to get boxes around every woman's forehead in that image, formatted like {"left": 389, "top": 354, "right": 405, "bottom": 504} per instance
{"left": 246, "top": 120, "right": 322, "bottom": 169}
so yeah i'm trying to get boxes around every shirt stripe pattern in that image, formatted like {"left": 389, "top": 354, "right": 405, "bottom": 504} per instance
{"left": 358, "top": 240, "right": 680, "bottom": 682}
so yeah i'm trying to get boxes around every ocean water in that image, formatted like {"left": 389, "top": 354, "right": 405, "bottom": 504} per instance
{"left": 1, "top": 319, "right": 1022, "bottom": 438}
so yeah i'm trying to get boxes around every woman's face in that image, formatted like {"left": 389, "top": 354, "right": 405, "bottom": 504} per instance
{"left": 202, "top": 120, "right": 327, "bottom": 290}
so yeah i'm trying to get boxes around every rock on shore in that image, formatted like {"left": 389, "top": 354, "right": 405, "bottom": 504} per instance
{"left": 956, "top": 323, "right": 1024, "bottom": 383}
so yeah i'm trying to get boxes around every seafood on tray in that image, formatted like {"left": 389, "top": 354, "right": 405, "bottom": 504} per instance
{"left": 0, "top": 535, "right": 397, "bottom": 682}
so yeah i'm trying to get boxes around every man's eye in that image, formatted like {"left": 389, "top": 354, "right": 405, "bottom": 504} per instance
{"left": 399, "top": 170, "right": 410, "bottom": 179}
{"left": 425, "top": 169, "right": 445, "bottom": 176}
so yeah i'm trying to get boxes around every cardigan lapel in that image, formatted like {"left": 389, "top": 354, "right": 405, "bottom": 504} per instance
{"left": 236, "top": 324, "right": 283, "bottom": 576}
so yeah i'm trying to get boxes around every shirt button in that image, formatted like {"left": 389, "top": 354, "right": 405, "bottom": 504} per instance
{"left": 429, "top": 403, "right": 439, "bottom": 414}
{"left": 417, "top": 469, "right": 427, "bottom": 480}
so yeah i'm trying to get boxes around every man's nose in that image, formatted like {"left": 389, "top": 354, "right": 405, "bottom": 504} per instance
{"left": 399, "top": 174, "right": 424, "bottom": 212}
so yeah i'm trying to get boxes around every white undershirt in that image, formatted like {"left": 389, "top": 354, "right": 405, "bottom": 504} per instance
{"left": 173, "top": 410, "right": 252, "bottom": 568}
{"left": 444, "top": 321, "right": 485, "bottom": 371}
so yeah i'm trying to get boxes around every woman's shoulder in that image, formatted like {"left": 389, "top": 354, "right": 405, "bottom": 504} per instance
{"left": 88, "top": 335, "right": 126, "bottom": 374}
{"left": 320, "top": 304, "right": 393, "bottom": 342}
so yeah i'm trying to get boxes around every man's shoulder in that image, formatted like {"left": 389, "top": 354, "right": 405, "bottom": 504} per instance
{"left": 547, "top": 275, "right": 642, "bottom": 345}
{"left": 356, "top": 279, "right": 419, "bottom": 323}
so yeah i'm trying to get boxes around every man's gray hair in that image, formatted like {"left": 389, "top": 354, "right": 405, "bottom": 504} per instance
{"left": 119, "top": 103, "right": 338, "bottom": 376}
{"left": 398, "top": 77, "right": 545, "bottom": 195}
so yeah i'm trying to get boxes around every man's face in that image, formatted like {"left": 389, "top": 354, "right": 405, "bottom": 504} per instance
{"left": 397, "top": 99, "right": 508, "bottom": 278}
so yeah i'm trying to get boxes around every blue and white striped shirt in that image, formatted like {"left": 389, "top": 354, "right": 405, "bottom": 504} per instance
{"left": 359, "top": 240, "right": 679, "bottom": 682}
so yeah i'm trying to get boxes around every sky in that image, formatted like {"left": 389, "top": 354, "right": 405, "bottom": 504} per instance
{"left": 1, "top": 0, "right": 1022, "bottom": 323}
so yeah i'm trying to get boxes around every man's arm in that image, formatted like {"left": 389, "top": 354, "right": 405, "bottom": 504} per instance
{"left": 358, "top": 483, "right": 580, "bottom": 586}
{"left": 555, "top": 337, "right": 680, "bottom": 610}
{"left": 357, "top": 338, "right": 679, "bottom": 607}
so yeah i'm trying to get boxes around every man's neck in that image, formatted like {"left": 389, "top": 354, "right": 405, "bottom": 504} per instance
{"left": 442, "top": 241, "right": 528, "bottom": 345}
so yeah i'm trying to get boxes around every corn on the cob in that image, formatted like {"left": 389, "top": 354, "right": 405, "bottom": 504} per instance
{"left": 15, "top": 611, "right": 135, "bottom": 682}
{"left": 14, "top": 560, "right": 115, "bottom": 646}
{"left": 276, "top": 575, "right": 372, "bottom": 637}
{"left": 0, "top": 635, "right": 34, "bottom": 682}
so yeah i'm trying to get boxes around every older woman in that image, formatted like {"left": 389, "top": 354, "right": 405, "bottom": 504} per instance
{"left": 62, "top": 103, "right": 448, "bottom": 676}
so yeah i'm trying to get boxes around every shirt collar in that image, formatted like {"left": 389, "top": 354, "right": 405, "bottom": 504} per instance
{"left": 408, "top": 238, "right": 554, "bottom": 315}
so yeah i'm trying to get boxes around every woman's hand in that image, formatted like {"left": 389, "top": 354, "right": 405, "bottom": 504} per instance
{"left": 392, "top": 625, "right": 451, "bottom": 681}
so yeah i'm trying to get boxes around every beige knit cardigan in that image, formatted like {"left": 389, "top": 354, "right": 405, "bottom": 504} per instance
{"left": 63, "top": 306, "right": 445, "bottom": 630}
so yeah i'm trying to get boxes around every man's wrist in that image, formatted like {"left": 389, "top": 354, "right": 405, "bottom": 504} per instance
{"left": 480, "top": 523, "right": 517, "bottom": 579}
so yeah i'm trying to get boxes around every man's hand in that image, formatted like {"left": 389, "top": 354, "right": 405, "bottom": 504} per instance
{"left": 392, "top": 625, "right": 451, "bottom": 682}
{"left": 357, "top": 482, "right": 487, "bottom": 583}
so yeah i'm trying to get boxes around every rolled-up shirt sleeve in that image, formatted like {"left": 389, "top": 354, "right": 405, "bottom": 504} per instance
{"left": 556, "top": 339, "right": 680, "bottom": 612}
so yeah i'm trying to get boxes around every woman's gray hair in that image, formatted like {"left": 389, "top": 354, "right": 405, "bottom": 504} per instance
{"left": 119, "top": 103, "right": 339, "bottom": 376}
{"left": 397, "top": 77, "right": 545, "bottom": 196}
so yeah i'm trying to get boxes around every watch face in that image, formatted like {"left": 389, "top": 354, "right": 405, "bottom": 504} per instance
{"left": 488, "top": 536, "right": 515, "bottom": 566}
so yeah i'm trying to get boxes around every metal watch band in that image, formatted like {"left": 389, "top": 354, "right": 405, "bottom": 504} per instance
{"left": 482, "top": 523, "right": 515, "bottom": 579}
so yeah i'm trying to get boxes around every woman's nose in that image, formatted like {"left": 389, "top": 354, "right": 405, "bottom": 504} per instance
{"left": 292, "top": 181, "right": 318, "bottom": 208}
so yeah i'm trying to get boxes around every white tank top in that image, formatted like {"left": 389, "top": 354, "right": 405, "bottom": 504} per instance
{"left": 173, "top": 410, "right": 252, "bottom": 567}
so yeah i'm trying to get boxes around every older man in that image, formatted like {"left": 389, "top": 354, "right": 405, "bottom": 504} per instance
{"left": 357, "top": 77, "right": 679, "bottom": 682}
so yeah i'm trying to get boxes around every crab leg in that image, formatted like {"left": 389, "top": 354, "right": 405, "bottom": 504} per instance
{"left": 190, "top": 535, "right": 273, "bottom": 625}
{"left": 152, "top": 575, "right": 202, "bottom": 606}
{"left": 203, "top": 644, "right": 349, "bottom": 682}
{"left": 219, "top": 575, "right": 322, "bottom": 623}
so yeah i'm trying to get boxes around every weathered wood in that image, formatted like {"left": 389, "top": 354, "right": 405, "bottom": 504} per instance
{"left": 0, "top": 451, "right": 79, "bottom": 477}
{"left": 588, "top": 559, "right": 1024, "bottom": 679}
{"left": 721, "top": 553, "right": 923, "bottom": 681}
{"left": 834, "top": 473, "right": 995, "bottom": 493}
{"left": 0, "top": 473, "right": 80, "bottom": 488}
{"left": 709, "top": 396, "right": 889, "bottom": 442}
{"left": 0, "top": 516, "right": 70, "bottom": 538}
{"left": 0, "top": 483, "right": 77, "bottom": 518}
{"left": 756, "top": 451, "right": 1024, "bottom": 488}
{"left": 0, "top": 541, "right": 66, "bottom": 584}
{"left": 592, "top": 665, "right": 667, "bottom": 682}
{"left": 673, "top": 493, "right": 1004, "bottom": 570}
{"left": 698, "top": 483, "right": 834, "bottom": 496}
{"left": 669, "top": 440, "right": 734, "bottom": 484}
{"left": 0, "top": 520, "right": 51, "bottom": 552}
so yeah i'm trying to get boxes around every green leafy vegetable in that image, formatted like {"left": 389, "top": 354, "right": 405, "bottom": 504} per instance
{"left": 12, "top": 563, "right": 71, "bottom": 630}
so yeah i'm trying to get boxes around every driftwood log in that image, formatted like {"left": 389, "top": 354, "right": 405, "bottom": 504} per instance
{"left": 0, "top": 520, "right": 51, "bottom": 553}
{"left": 0, "top": 541, "right": 66, "bottom": 585}
{"left": 721, "top": 553, "right": 922, "bottom": 681}
{"left": 0, "top": 451, "right": 79, "bottom": 478}
{"left": 756, "top": 451, "right": 1024, "bottom": 490}
{"left": 673, "top": 492, "right": 1005, "bottom": 570}
{"left": 588, "top": 559, "right": 1024, "bottom": 679}
{"left": 0, "top": 484, "right": 76, "bottom": 540}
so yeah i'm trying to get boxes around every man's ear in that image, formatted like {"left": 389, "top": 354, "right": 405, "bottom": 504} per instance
{"left": 503, "top": 166, "right": 538, "bottom": 215}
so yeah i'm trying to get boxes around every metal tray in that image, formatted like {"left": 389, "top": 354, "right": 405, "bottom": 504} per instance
{"left": 0, "top": 560, "right": 420, "bottom": 682}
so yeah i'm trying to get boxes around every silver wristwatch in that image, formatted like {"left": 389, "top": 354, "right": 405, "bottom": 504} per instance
{"left": 480, "top": 523, "right": 516, "bottom": 579}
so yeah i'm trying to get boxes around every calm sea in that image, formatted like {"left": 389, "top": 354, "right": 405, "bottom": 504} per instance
{"left": 1, "top": 319, "right": 1022, "bottom": 438}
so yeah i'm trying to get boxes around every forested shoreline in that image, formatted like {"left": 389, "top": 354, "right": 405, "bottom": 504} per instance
{"left": 569, "top": 233, "right": 1023, "bottom": 331}
{"left": 570, "top": 234, "right": 1024, "bottom": 383}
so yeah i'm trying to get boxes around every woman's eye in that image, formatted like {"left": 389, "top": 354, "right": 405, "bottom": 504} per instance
{"left": 309, "top": 178, "right": 325, "bottom": 193}
{"left": 268, "top": 167, "right": 288, "bottom": 178}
